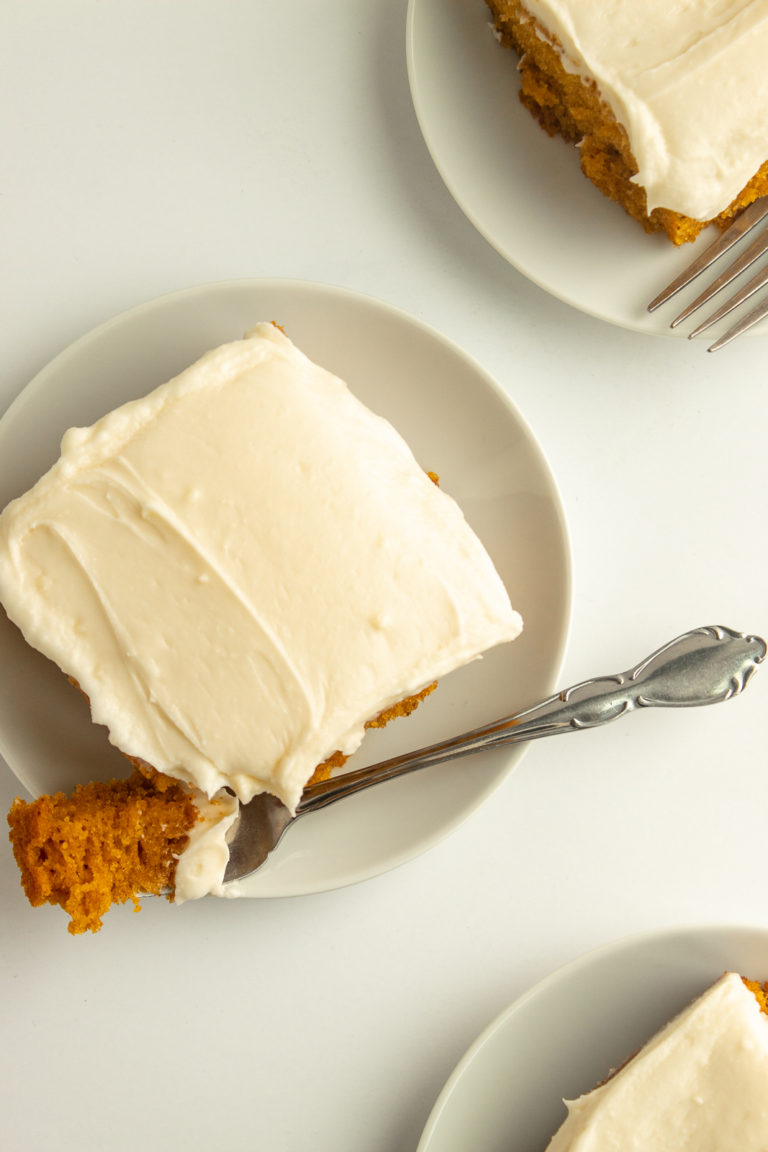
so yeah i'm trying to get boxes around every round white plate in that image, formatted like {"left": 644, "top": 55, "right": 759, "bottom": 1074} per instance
{"left": 406, "top": 0, "right": 763, "bottom": 340}
{"left": 418, "top": 923, "right": 768, "bottom": 1152}
{"left": 0, "top": 278, "right": 571, "bottom": 898}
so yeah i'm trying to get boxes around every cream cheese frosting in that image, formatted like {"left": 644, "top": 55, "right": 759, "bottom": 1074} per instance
{"left": 546, "top": 972, "right": 768, "bottom": 1151}
{"left": 173, "top": 787, "right": 239, "bottom": 903}
{"left": 0, "top": 323, "right": 522, "bottom": 821}
{"left": 517, "top": 0, "right": 768, "bottom": 220}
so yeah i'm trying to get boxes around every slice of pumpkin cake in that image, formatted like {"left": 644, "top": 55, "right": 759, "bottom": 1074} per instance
{"left": 1, "top": 322, "right": 522, "bottom": 931}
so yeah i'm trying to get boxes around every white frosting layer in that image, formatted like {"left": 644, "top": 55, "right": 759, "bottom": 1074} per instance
{"left": 546, "top": 972, "right": 768, "bottom": 1151}
{"left": 518, "top": 0, "right": 768, "bottom": 219}
{"left": 173, "top": 788, "right": 239, "bottom": 903}
{"left": 0, "top": 323, "right": 522, "bottom": 818}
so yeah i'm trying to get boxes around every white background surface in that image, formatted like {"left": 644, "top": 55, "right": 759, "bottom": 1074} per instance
{"left": 1, "top": 4, "right": 767, "bottom": 1151}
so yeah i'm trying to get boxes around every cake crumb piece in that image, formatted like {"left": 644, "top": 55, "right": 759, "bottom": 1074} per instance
{"left": 7, "top": 769, "right": 198, "bottom": 935}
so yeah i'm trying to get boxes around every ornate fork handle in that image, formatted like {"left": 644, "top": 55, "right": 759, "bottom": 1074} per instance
{"left": 298, "top": 626, "right": 765, "bottom": 815}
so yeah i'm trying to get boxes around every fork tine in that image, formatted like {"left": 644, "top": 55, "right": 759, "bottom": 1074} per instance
{"left": 670, "top": 228, "right": 768, "bottom": 327}
{"left": 688, "top": 261, "right": 768, "bottom": 339}
{"left": 647, "top": 196, "right": 768, "bottom": 312}
{"left": 707, "top": 290, "right": 768, "bottom": 352}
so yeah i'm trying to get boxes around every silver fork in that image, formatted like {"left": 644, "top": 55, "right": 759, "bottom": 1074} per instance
{"left": 648, "top": 196, "right": 768, "bottom": 351}
{"left": 221, "top": 625, "right": 765, "bottom": 886}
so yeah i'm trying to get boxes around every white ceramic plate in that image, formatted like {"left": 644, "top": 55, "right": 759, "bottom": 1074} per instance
{"left": 406, "top": 0, "right": 765, "bottom": 340}
{"left": 418, "top": 924, "right": 768, "bottom": 1152}
{"left": 0, "top": 278, "right": 571, "bottom": 898}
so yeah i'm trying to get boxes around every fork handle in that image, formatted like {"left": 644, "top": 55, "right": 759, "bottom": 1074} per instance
{"left": 297, "top": 626, "right": 765, "bottom": 814}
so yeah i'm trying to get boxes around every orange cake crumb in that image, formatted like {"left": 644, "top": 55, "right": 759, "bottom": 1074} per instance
{"left": 743, "top": 977, "right": 768, "bottom": 1014}
{"left": 7, "top": 769, "right": 198, "bottom": 935}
